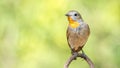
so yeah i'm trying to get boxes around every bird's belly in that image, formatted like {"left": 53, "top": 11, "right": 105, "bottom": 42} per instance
{"left": 68, "top": 30, "right": 88, "bottom": 52}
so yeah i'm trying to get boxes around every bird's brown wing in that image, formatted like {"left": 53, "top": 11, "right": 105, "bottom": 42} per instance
{"left": 66, "top": 28, "right": 73, "bottom": 51}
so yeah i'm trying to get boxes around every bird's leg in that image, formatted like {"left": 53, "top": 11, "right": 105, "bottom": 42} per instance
{"left": 72, "top": 52, "right": 78, "bottom": 60}
{"left": 81, "top": 49, "right": 85, "bottom": 54}
{"left": 81, "top": 49, "right": 86, "bottom": 59}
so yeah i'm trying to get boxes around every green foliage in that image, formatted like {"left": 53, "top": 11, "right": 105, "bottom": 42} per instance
{"left": 0, "top": 0, "right": 120, "bottom": 68}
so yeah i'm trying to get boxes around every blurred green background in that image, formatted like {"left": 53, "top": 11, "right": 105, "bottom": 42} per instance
{"left": 0, "top": 0, "right": 120, "bottom": 68}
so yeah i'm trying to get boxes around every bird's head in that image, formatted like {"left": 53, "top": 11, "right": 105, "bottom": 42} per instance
{"left": 65, "top": 10, "right": 83, "bottom": 28}
{"left": 65, "top": 10, "right": 82, "bottom": 23}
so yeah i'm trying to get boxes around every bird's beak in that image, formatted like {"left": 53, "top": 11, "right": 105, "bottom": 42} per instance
{"left": 65, "top": 14, "right": 69, "bottom": 16}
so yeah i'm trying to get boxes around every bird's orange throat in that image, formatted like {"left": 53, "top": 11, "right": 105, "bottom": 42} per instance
{"left": 68, "top": 17, "right": 80, "bottom": 28}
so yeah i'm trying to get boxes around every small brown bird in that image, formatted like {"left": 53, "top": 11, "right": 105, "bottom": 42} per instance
{"left": 66, "top": 10, "right": 90, "bottom": 54}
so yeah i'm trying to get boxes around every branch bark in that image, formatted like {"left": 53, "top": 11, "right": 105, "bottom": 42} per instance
{"left": 64, "top": 52, "right": 94, "bottom": 68}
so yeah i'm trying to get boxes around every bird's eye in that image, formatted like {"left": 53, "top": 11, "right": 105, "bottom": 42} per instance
{"left": 74, "top": 14, "right": 77, "bottom": 16}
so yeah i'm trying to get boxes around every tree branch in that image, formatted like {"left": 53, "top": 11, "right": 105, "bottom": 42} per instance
{"left": 64, "top": 52, "right": 94, "bottom": 68}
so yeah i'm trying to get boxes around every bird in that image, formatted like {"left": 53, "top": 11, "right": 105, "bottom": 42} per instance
{"left": 65, "top": 10, "right": 90, "bottom": 55}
